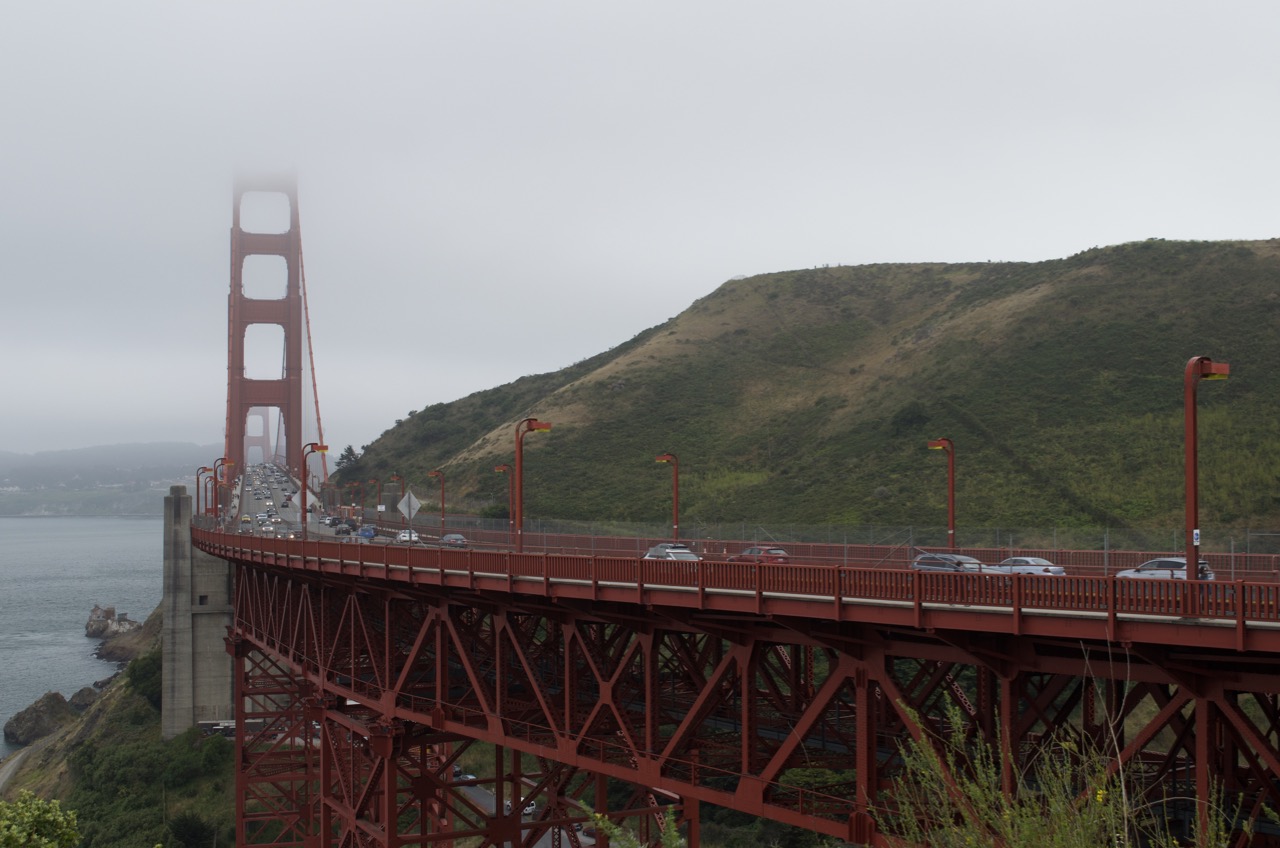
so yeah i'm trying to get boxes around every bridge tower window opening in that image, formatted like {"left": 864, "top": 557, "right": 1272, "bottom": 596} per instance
{"left": 243, "top": 407, "right": 274, "bottom": 468}
{"left": 237, "top": 190, "right": 291, "bottom": 235}
{"left": 241, "top": 324, "right": 285, "bottom": 381}
{"left": 240, "top": 253, "right": 288, "bottom": 300}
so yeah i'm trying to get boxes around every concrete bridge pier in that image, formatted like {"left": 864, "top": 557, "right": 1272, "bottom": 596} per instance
{"left": 162, "top": 485, "right": 233, "bottom": 739}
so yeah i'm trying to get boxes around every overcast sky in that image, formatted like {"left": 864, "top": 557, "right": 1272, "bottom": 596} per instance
{"left": 3, "top": 2, "right": 1277, "bottom": 455}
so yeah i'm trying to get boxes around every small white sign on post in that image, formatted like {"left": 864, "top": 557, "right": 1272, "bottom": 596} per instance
{"left": 399, "top": 490, "right": 421, "bottom": 521}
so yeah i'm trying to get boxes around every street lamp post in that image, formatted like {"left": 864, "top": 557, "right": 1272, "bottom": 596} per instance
{"left": 1184, "top": 356, "right": 1229, "bottom": 579}
{"left": 195, "top": 466, "right": 212, "bottom": 519}
{"left": 300, "top": 442, "right": 327, "bottom": 540}
{"left": 390, "top": 474, "right": 406, "bottom": 529}
{"left": 212, "top": 457, "right": 233, "bottom": 528}
{"left": 927, "top": 439, "right": 956, "bottom": 549}
{"left": 494, "top": 464, "right": 513, "bottom": 547}
{"left": 655, "top": 453, "right": 679, "bottom": 542}
{"left": 367, "top": 480, "right": 379, "bottom": 526}
{"left": 428, "top": 470, "right": 445, "bottom": 534}
{"left": 514, "top": 418, "right": 552, "bottom": 552}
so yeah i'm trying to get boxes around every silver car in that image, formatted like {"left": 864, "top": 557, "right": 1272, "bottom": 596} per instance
{"left": 643, "top": 543, "right": 700, "bottom": 561}
{"left": 996, "top": 557, "right": 1065, "bottom": 575}
{"left": 1115, "top": 557, "right": 1214, "bottom": 580}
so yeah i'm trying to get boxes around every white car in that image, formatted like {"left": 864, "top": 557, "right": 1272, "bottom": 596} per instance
{"left": 1116, "top": 557, "right": 1214, "bottom": 580}
{"left": 996, "top": 557, "right": 1065, "bottom": 575}
{"left": 642, "top": 543, "right": 701, "bottom": 561}
{"left": 397, "top": 529, "right": 420, "bottom": 544}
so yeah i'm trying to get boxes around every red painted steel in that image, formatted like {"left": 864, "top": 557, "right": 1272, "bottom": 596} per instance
{"left": 201, "top": 528, "right": 1280, "bottom": 847}
{"left": 225, "top": 177, "right": 304, "bottom": 491}
{"left": 1185, "top": 355, "right": 1229, "bottom": 582}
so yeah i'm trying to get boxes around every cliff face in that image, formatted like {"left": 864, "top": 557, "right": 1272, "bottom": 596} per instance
{"left": 3, "top": 692, "right": 81, "bottom": 746}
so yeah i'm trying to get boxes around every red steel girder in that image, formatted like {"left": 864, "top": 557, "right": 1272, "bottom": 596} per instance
{"left": 222, "top": 551, "right": 1280, "bottom": 848}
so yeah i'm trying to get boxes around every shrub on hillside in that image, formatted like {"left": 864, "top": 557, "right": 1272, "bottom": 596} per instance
{"left": 125, "top": 646, "right": 161, "bottom": 710}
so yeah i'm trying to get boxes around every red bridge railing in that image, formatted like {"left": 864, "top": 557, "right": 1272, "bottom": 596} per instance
{"left": 194, "top": 527, "right": 1280, "bottom": 655}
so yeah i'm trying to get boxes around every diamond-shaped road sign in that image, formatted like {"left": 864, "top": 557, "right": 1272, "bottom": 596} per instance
{"left": 398, "top": 490, "right": 420, "bottom": 521}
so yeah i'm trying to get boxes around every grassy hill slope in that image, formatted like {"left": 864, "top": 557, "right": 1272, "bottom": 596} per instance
{"left": 1, "top": 610, "right": 235, "bottom": 848}
{"left": 338, "top": 238, "right": 1280, "bottom": 535}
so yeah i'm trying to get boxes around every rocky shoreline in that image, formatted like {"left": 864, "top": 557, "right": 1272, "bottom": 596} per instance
{"left": 2, "top": 605, "right": 147, "bottom": 748}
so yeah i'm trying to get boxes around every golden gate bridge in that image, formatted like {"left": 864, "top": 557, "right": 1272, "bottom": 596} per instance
{"left": 188, "top": 177, "right": 1280, "bottom": 848}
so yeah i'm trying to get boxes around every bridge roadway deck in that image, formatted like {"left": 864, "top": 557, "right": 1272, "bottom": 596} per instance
{"left": 195, "top": 527, "right": 1280, "bottom": 847}
{"left": 196, "top": 528, "right": 1280, "bottom": 656}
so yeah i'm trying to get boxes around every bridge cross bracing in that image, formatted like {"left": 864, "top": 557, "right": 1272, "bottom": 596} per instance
{"left": 198, "top": 527, "right": 1280, "bottom": 848}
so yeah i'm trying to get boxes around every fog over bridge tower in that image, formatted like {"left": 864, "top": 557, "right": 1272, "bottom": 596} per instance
{"left": 224, "top": 177, "right": 303, "bottom": 477}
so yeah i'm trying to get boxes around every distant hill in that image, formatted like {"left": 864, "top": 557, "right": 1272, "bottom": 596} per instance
{"left": 333, "top": 239, "right": 1280, "bottom": 536}
{"left": 0, "top": 443, "right": 221, "bottom": 515}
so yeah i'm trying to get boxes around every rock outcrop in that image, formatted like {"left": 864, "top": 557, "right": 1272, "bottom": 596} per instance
{"left": 87, "top": 604, "right": 148, "bottom": 663}
{"left": 85, "top": 605, "right": 141, "bottom": 639}
{"left": 3, "top": 692, "right": 77, "bottom": 746}
{"left": 68, "top": 686, "right": 99, "bottom": 713}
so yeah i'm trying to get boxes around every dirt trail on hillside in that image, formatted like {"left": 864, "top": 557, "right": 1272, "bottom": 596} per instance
{"left": 0, "top": 735, "right": 53, "bottom": 792}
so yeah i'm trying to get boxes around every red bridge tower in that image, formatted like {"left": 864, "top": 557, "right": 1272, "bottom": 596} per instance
{"left": 224, "top": 177, "right": 303, "bottom": 480}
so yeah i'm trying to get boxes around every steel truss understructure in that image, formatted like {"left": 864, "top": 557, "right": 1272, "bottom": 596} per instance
{"left": 223, "top": 558, "right": 1280, "bottom": 848}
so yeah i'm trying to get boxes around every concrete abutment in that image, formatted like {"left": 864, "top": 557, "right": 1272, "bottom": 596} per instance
{"left": 162, "top": 485, "right": 232, "bottom": 739}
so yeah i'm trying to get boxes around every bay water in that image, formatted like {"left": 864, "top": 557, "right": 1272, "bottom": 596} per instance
{"left": 0, "top": 516, "right": 162, "bottom": 760}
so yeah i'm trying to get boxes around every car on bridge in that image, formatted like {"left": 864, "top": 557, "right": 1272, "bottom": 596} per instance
{"left": 358, "top": 525, "right": 378, "bottom": 540}
{"left": 441, "top": 533, "right": 468, "bottom": 548}
{"left": 729, "top": 546, "right": 790, "bottom": 564}
{"left": 996, "top": 556, "right": 1066, "bottom": 575}
{"left": 910, "top": 552, "right": 988, "bottom": 572}
{"left": 643, "top": 543, "right": 700, "bottom": 561}
{"left": 397, "top": 529, "right": 420, "bottom": 544}
{"left": 1115, "top": 557, "right": 1214, "bottom": 580}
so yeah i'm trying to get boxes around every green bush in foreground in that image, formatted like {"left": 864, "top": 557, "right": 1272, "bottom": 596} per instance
{"left": 0, "top": 790, "right": 79, "bottom": 848}
{"left": 587, "top": 804, "right": 685, "bottom": 848}
{"left": 888, "top": 705, "right": 1250, "bottom": 848}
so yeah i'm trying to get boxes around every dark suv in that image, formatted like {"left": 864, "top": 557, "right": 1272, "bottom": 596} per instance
{"left": 910, "top": 552, "right": 987, "bottom": 572}
{"left": 729, "top": 546, "right": 790, "bottom": 564}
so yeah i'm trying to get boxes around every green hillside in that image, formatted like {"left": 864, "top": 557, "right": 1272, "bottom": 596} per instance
{"left": 336, "top": 238, "right": 1280, "bottom": 537}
